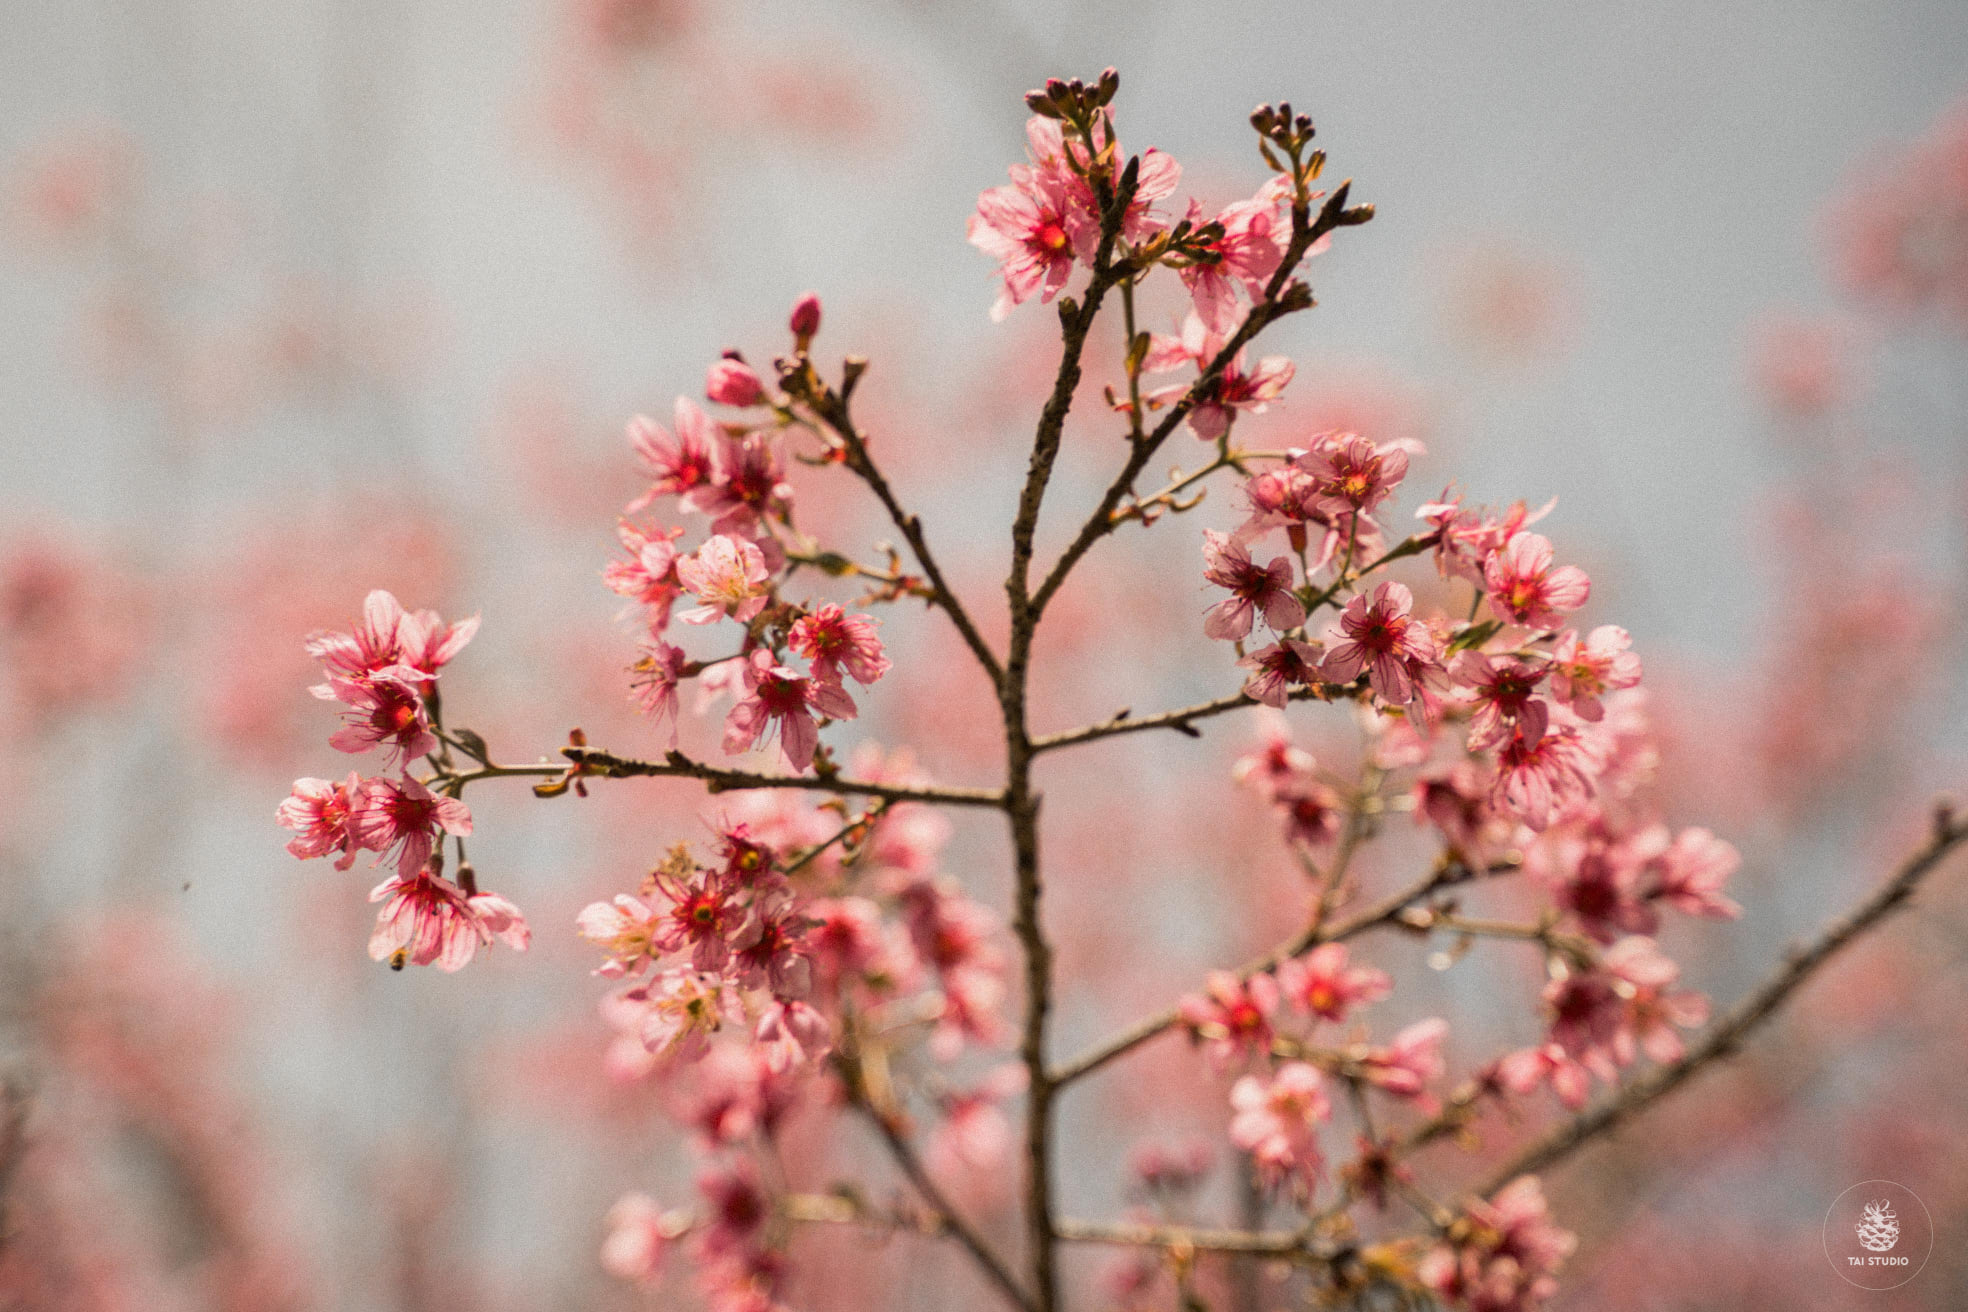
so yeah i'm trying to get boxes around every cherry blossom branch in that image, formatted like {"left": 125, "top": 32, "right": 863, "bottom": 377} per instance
{"left": 990, "top": 108, "right": 1150, "bottom": 1312}
{"left": 1472, "top": 804, "right": 1968, "bottom": 1197}
{"left": 1029, "top": 184, "right": 1371, "bottom": 621}
{"left": 1050, "top": 854, "right": 1507, "bottom": 1087}
{"left": 557, "top": 745, "right": 1006, "bottom": 808}
{"left": 1031, "top": 684, "right": 1333, "bottom": 755}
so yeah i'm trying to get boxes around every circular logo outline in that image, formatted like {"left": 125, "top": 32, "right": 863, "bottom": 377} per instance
{"left": 1822, "top": 1179, "right": 1932, "bottom": 1290}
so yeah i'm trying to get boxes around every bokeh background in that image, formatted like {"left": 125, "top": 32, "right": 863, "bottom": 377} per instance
{"left": 4, "top": 2, "right": 1968, "bottom": 1309}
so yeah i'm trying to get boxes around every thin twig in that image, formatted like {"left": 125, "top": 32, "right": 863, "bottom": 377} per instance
{"left": 560, "top": 746, "right": 1005, "bottom": 808}
{"left": 802, "top": 385, "right": 1006, "bottom": 689}
{"left": 836, "top": 1058, "right": 1035, "bottom": 1312}
{"left": 1053, "top": 1216, "right": 1330, "bottom": 1260}
{"left": 1031, "top": 685, "right": 1333, "bottom": 755}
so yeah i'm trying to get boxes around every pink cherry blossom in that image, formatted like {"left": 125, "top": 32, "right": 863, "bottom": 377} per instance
{"left": 305, "top": 588, "right": 478, "bottom": 688}
{"left": 603, "top": 520, "right": 684, "bottom": 628}
{"left": 1419, "top": 1176, "right": 1575, "bottom": 1312}
{"left": 628, "top": 969, "right": 741, "bottom": 1063}
{"left": 1543, "top": 938, "right": 1704, "bottom": 1075}
{"left": 1497, "top": 1042, "right": 1594, "bottom": 1110}
{"left": 1144, "top": 311, "right": 1294, "bottom": 439}
{"left": 277, "top": 772, "right": 363, "bottom": 869}
{"left": 699, "top": 433, "right": 794, "bottom": 533}
{"left": 647, "top": 866, "right": 741, "bottom": 973}
{"left": 967, "top": 171, "right": 1080, "bottom": 321}
{"left": 787, "top": 603, "right": 890, "bottom": 687}
{"left": 730, "top": 894, "right": 813, "bottom": 999}
{"left": 1278, "top": 780, "right": 1344, "bottom": 848}
{"left": 348, "top": 773, "right": 472, "bottom": 876}
{"left": 1548, "top": 625, "right": 1641, "bottom": 721}
{"left": 803, "top": 897, "right": 897, "bottom": 1000}
{"left": 1295, "top": 431, "right": 1410, "bottom": 518}
{"left": 722, "top": 649, "right": 856, "bottom": 772}
{"left": 1228, "top": 1061, "right": 1330, "bottom": 1196}
{"left": 627, "top": 399, "right": 719, "bottom": 514}
{"left": 1529, "top": 822, "right": 1659, "bottom": 943}
{"left": 1358, "top": 1017, "right": 1448, "bottom": 1098}
{"left": 1649, "top": 827, "right": 1742, "bottom": 921}
{"left": 366, "top": 867, "right": 530, "bottom": 971}
{"left": 1450, "top": 650, "right": 1551, "bottom": 752}
{"left": 1178, "top": 970, "right": 1280, "bottom": 1069}
{"left": 629, "top": 639, "right": 686, "bottom": 746}
{"left": 600, "top": 1192, "right": 681, "bottom": 1285}
{"left": 1490, "top": 722, "right": 1599, "bottom": 831}
{"left": 577, "top": 893, "right": 664, "bottom": 978}
{"left": 676, "top": 535, "right": 771, "bottom": 626}
{"left": 1020, "top": 113, "right": 1180, "bottom": 256}
{"left": 1201, "top": 529, "right": 1304, "bottom": 640}
{"left": 1232, "top": 716, "right": 1318, "bottom": 801}
{"left": 1416, "top": 761, "right": 1519, "bottom": 868}
{"left": 1484, "top": 532, "right": 1590, "bottom": 630}
{"left": 1237, "top": 638, "right": 1323, "bottom": 707}
{"left": 1179, "top": 177, "right": 1295, "bottom": 331}
{"left": 693, "top": 1161, "right": 769, "bottom": 1262}
{"left": 320, "top": 675, "right": 436, "bottom": 765}
{"left": 754, "top": 998, "right": 830, "bottom": 1071}
{"left": 1321, "top": 581, "right": 1442, "bottom": 706}
{"left": 1417, "top": 490, "right": 1550, "bottom": 585}
{"left": 1277, "top": 943, "right": 1391, "bottom": 1023}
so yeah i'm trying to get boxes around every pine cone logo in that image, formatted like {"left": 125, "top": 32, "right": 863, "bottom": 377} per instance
{"left": 1856, "top": 1200, "right": 1901, "bottom": 1253}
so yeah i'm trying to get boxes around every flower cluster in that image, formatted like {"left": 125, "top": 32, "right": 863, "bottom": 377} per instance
{"left": 277, "top": 590, "right": 531, "bottom": 970}
{"left": 609, "top": 294, "right": 894, "bottom": 774}
{"left": 1180, "top": 953, "right": 1442, "bottom": 1202}
{"left": 581, "top": 772, "right": 1010, "bottom": 1312}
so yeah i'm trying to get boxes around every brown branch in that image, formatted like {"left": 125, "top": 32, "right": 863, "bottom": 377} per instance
{"left": 1471, "top": 806, "right": 1968, "bottom": 1198}
{"left": 560, "top": 746, "right": 1005, "bottom": 808}
{"left": 1050, "top": 854, "right": 1507, "bottom": 1087}
{"left": 802, "top": 386, "right": 1006, "bottom": 689}
{"left": 1031, "top": 685, "right": 1333, "bottom": 755}
{"left": 993, "top": 131, "right": 1144, "bottom": 1312}
{"left": 1028, "top": 184, "right": 1366, "bottom": 622}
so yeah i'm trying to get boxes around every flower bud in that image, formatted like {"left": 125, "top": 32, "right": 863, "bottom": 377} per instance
{"left": 706, "top": 356, "right": 764, "bottom": 407}
{"left": 788, "top": 291, "right": 822, "bottom": 345}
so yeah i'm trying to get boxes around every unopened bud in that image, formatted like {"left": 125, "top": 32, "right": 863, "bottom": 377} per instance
{"left": 788, "top": 291, "right": 822, "bottom": 344}
{"left": 706, "top": 356, "right": 765, "bottom": 407}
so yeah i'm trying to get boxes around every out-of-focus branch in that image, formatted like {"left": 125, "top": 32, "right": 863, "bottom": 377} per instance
{"left": 1473, "top": 804, "right": 1968, "bottom": 1196}
{"left": 1053, "top": 1216, "right": 1330, "bottom": 1260}
{"left": 0, "top": 1077, "right": 30, "bottom": 1257}
{"left": 834, "top": 1047, "right": 1035, "bottom": 1312}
